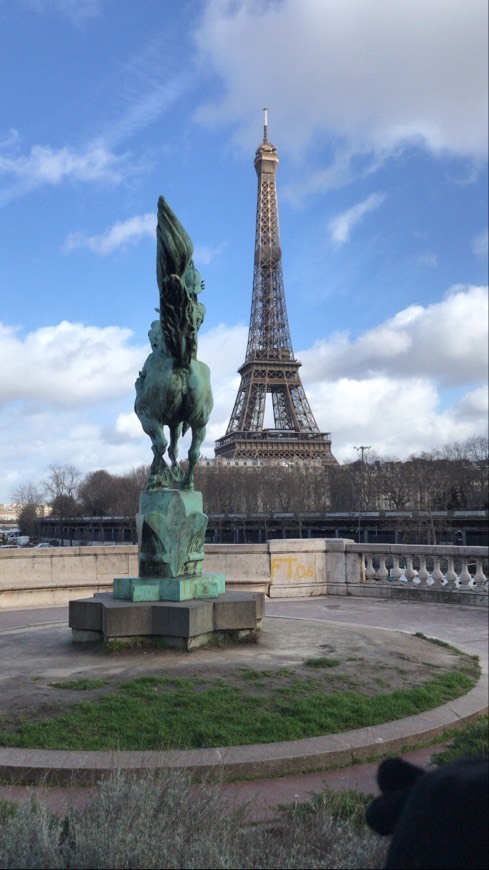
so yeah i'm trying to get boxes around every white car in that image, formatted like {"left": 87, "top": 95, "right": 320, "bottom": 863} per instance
{"left": 34, "top": 542, "right": 52, "bottom": 548}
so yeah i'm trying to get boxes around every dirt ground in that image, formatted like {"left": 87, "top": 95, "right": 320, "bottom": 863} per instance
{"left": 0, "top": 616, "right": 478, "bottom": 729}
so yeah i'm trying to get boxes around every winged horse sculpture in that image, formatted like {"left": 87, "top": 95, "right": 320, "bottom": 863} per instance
{"left": 135, "top": 197, "right": 213, "bottom": 490}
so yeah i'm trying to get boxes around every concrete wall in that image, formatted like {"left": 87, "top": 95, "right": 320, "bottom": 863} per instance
{"left": 0, "top": 541, "right": 327, "bottom": 607}
{"left": 1, "top": 539, "right": 487, "bottom": 608}
{"left": 0, "top": 546, "right": 138, "bottom": 608}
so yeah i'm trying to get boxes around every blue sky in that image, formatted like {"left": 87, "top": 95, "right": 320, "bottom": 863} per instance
{"left": 0, "top": 0, "right": 487, "bottom": 503}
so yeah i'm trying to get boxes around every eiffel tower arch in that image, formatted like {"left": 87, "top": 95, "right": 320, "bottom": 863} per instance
{"left": 215, "top": 112, "right": 337, "bottom": 466}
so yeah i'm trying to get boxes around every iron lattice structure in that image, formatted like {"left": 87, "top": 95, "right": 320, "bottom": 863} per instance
{"left": 215, "top": 114, "right": 337, "bottom": 465}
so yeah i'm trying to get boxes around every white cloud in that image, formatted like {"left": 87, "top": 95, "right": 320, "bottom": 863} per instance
{"left": 304, "top": 375, "right": 488, "bottom": 463}
{"left": 472, "top": 228, "right": 488, "bottom": 259}
{"left": 27, "top": 0, "right": 102, "bottom": 26}
{"left": 0, "top": 321, "right": 144, "bottom": 408}
{"left": 0, "top": 140, "right": 128, "bottom": 205}
{"left": 101, "top": 70, "right": 189, "bottom": 149}
{"left": 328, "top": 193, "right": 385, "bottom": 246}
{"left": 192, "top": 0, "right": 488, "bottom": 175}
{"left": 418, "top": 252, "right": 438, "bottom": 268}
{"left": 193, "top": 243, "right": 227, "bottom": 266}
{"left": 63, "top": 218, "right": 229, "bottom": 259}
{"left": 450, "top": 386, "right": 489, "bottom": 423}
{"left": 64, "top": 213, "right": 156, "bottom": 255}
{"left": 299, "top": 285, "right": 488, "bottom": 388}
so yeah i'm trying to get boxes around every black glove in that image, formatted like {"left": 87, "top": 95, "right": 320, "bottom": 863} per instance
{"left": 365, "top": 754, "right": 488, "bottom": 869}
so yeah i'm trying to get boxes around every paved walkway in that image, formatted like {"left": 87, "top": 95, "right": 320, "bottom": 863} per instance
{"left": 0, "top": 597, "right": 487, "bottom": 817}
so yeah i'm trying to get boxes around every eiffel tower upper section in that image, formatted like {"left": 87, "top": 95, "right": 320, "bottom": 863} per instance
{"left": 215, "top": 112, "right": 337, "bottom": 466}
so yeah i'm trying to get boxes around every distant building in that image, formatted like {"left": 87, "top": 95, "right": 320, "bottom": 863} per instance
{"left": 0, "top": 504, "right": 20, "bottom": 523}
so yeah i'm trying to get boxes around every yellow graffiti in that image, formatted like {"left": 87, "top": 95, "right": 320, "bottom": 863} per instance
{"left": 271, "top": 557, "right": 314, "bottom": 579}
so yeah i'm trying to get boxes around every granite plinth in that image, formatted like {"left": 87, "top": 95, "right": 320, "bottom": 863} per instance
{"left": 69, "top": 591, "right": 264, "bottom": 650}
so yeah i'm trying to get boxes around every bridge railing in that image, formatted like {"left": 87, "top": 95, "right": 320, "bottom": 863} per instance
{"left": 339, "top": 541, "right": 488, "bottom": 605}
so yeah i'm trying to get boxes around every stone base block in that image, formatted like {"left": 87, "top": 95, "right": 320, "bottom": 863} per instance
{"left": 213, "top": 592, "right": 258, "bottom": 630}
{"left": 71, "top": 628, "right": 103, "bottom": 643}
{"left": 151, "top": 599, "right": 214, "bottom": 637}
{"left": 70, "top": 590, "right": 265, "bottom": 649}
{"left": 69, "top": 597, "right": 103, "bottom": 631}
{"left": 113, "top": 573, "right": 225, "bottom": 602}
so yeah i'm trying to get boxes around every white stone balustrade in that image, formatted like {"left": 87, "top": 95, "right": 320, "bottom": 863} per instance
{"left": 358, "top": 543, "right": 488, "bottom": 593}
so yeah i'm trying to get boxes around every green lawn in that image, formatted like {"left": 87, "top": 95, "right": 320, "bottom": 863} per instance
{"left": 0, "top": 667, "right": 477, "bottom": 751}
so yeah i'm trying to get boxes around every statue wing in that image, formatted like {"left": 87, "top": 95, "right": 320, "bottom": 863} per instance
{"left": 156, "top": 197, "right": 196, "bottom": 367}
{"left": 156, "top": 196, "right": 193, "bottom": 287}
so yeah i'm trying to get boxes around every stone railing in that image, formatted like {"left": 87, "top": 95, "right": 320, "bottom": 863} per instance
{"left": 342, "top": 541, "right": 488, "bottom": 606}
{"left": 0, "top": 539, "right": 487, "bottom": 608}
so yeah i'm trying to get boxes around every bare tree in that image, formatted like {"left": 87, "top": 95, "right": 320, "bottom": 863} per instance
{"left": 10, "top": 482, "right": 44, "bottom": 509}
{"left": 17, "top": 503, "right": 41, "bottom": 539}
{"left": 43, "top": 464, "right": 82, "bottom": 546}
{"left": 112, "top": 466, "right": 149, "bottom": 543}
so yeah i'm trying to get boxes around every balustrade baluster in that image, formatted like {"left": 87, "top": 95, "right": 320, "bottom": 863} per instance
{"left": 377, "top": 555, "right": 389, "bottom": 582}
{"left": 458, "top": 558, "right": 472, "bottom": 589}
{"left": 404, "top": 556, "right": 417, "bottom": 584}
{"left": 445, "top": 557, "right": 458, "bottom": 587}
{"left": 472, "top": 558, "right": 487, "bottom": 590}
{"left": 365, "top": 554, "right": 376, "bottom": 582}
{"left": 431, "top": 557, "right": 445, "bottom": 588}
{"left": 391, "top": 555, "right": 403, "bottom": 582}
{"left": 417, "top": 555, "right": 429, "bottom": 586}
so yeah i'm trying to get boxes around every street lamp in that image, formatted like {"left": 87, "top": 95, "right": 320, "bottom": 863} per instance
{"left": 354, "top": 445, "right": 371, "bottom": 543}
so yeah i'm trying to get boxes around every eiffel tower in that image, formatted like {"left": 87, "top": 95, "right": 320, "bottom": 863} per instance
{"left": 215, "top": 111, "right": 336, "bottom": 465}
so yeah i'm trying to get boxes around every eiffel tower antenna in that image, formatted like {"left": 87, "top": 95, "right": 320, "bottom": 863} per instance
{"left": 215, "top": 112, "right": 337, "bottom": 465}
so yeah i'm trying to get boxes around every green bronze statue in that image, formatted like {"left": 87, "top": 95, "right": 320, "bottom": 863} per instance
{"left": 135, "top": 197, "right": 213, "bottom": 491}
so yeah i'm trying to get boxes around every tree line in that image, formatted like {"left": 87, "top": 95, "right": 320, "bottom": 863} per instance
{"left": 12, "top": 466, "right": 148, "bottom": 543}
{"left": 11, "top": 436, "right": 488, "bottom": 543}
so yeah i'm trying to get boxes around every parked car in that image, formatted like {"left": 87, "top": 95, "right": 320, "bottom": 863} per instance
{"left": 34, "top": 542, "right": 51, "bottom": 548}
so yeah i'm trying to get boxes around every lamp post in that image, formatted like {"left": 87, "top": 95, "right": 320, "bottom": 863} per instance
{"left": 354, "top": 445, "right": 371, "bottom": 543}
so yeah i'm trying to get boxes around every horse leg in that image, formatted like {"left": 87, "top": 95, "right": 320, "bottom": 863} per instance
{"left": 182, "top": 425, "right": 206, "bottom": 489}
{"left": 150, "top": 425, "right": 168, "bottom": 475}
{"left": 168, "top": 423, "right": 183, "bottom": 470}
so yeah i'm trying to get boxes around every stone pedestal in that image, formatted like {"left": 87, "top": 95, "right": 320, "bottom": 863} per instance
{"left": 69, "top": 591, "right": 265, "bottom": 650}
{"left": 112, "top": 488, "right": 225, "bottom": 603}
{"left": 137, "top": 488, "right": 207, "bottom": 581}
{"left": 69, "top": 487, "right": 264, "bottom": 647}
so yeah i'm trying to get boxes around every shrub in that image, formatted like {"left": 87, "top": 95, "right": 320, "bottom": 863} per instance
{"left": 0, "top": 769, "right": 387, "bottom": 869}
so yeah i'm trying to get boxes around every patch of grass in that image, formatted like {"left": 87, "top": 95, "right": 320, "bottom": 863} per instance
{"left": 101, "top": 637, "right": 170, "bottom": 653}
{"left": 288, "top": 785, "right": 373, "bottom": 830}
{"left": 48, "top": 679, "right": 108, "bottom": 691}
{"left": 432, "top": 715, "right": 489, "bottom": 766}
{"left": 334, "top": 675, "right": 360, "bottom": 688}
{"left": 304, "top": 656, "right": 341, "bottom": 668}
{"left": 0, "top": 669, "right": 477, "bottom": 752}
{"left": 414, "top": 631, "right": 463, "bottom": 653}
